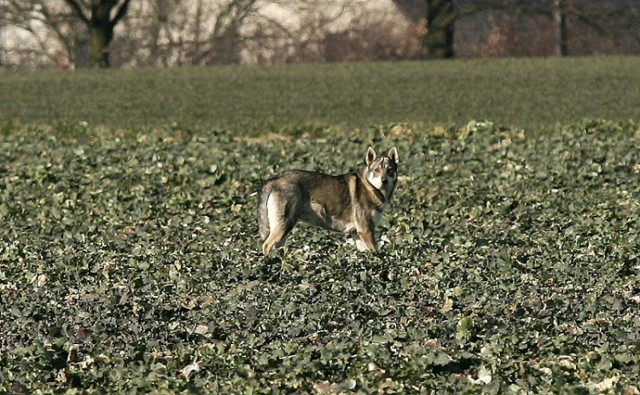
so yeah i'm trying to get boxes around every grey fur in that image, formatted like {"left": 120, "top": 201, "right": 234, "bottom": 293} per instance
{"left": 258, "top": 146, "right": 399, "bottom": 255}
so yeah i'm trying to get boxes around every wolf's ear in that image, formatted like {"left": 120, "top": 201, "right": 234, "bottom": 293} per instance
{"left": 366, "top": 146, "right": 377, "bottom": 165}
{"left": 388, "top": 147, "right": 399, "bottom": 163}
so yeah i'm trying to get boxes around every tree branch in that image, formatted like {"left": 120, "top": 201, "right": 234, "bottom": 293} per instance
{"left": 63, "top": 0, "right": 89, "bottom": 25}
{"left": 37, "top": 2, "right": 77, "bottom": 63}
{"left": 111, "top": 0, "right": 132, "bottom": 27}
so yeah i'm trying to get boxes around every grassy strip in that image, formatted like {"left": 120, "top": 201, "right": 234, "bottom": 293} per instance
{"left": 1, "top": 56, "right": 639, "bottom": 134}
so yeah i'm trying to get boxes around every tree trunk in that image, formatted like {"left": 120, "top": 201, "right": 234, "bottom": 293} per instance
{"left": 89, "top": 24, "right": 113, "bottom": 68}
{"left": 422, "top": 0, "right": 456, "bottom": 59}
{"left": 63, "top": 0, "right": 131, "bottom": 68}
{"left": 552, "top": 0, "right": 569, "bottom": 56}
{"left": 88, "top": 2, "right": 115, "bottom": 68}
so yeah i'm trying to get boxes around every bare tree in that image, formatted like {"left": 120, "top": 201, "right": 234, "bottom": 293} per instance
{"left": 63, "top": 0, "right": 131, "bottom": 67}
{"left": 395, "top": 0, "right": 638, "bottom": 59}
{"left": 527, "top": 0, "right": 635, "bottom": 57}
{"left": 252, "top": 0, "right": 421, "bottom": 64}
{"left": 392, "top": 0, "right": 510, "bottom": 59}
{"left": 3, "top": 1, "right": 78, "bottom": 68}
{"left": 552, "top": 0, "right": 568, "bottom": 56}
{"left": 3, "top": 0, "right": 637, "bottom": 67}
{"left": 116, "top": 0, "right": 285, "bottom": 67}
{"left": 423, "top": 0, "right": 455, "bottom": 58}
{"left": 117, "top": 0, "right": 413, "bottom": 66}
{"left": 2, "top": 0, "right": 130, "bottom": 68}
{"left": 2, "top": 0, "right": 273, "bottom": 68}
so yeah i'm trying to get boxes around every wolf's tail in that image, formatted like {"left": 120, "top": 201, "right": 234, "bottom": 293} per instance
{"left": 258, "top": 181, "right": 272, "bottom": 241}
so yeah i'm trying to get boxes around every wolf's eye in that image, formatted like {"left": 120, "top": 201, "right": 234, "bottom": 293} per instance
{"left": 374, "top": 168, "right": 382, "bottom": 174}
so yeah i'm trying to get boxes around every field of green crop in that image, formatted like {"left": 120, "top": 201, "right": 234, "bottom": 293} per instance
{"left": 1, "top": 56, "right": 640, "bottom": 133}
{"left": 1, "top": 118, "right": 639, "bottom": 393}
{"left": 1, "top": 57, "right": 640, "bottom": 393}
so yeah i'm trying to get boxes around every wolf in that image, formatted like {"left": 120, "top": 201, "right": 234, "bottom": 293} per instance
{"left": 258, "top": 146, "right": 399, "bottom": 255}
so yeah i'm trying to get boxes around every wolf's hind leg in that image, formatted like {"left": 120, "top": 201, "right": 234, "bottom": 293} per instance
{"left": 258, "top": 190, "right": 271, "bottom": 242}
{"left": 261, "top": 192, "right": 297, "bottom": 255}
{"left": 262, "top": 225, "right": 290, "bottom": 255}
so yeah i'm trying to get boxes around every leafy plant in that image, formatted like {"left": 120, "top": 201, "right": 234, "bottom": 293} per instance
{"left": 1, "top": 120, "right": 639, "bottom": 393}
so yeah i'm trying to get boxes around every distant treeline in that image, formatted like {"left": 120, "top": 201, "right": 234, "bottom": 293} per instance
{"left": 1, "top": 0, "right": 638, "bottom": 69}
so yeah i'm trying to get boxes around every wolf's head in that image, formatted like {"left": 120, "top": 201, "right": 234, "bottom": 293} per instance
{"left": 365, "top": 146, "right": 399, "bottom": 200}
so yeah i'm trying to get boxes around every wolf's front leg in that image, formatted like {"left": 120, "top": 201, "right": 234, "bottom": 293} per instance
{"left": 354, "top": 228, "right": 377, "bottom": 252}
{"left": 351, "top": 232, "right": 369, "bottom": 252}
